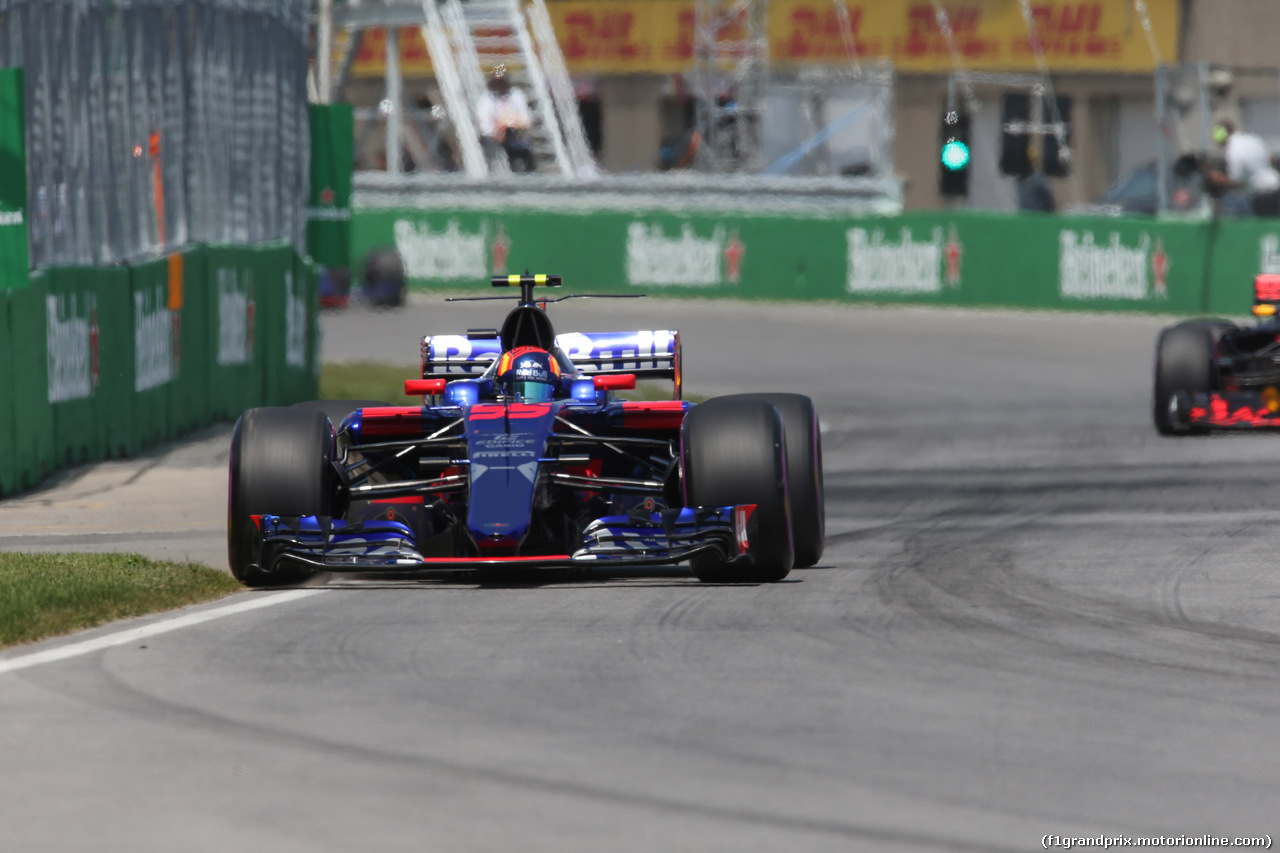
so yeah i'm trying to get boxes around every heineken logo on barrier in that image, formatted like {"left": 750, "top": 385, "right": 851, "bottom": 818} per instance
{"left": 0, "top": 209, "right": 23, "bottom": 226}
{"left": 625, "top": 222, "right": 743, "bottom": 287}
{"left": 1058, "top": 230, "right": 1163, "bottom": 301}
{"left": 216, "top": 267, "right": 255, "bottom": 366}
{"left": 394, "top": 218, "right": 489, "bottom": 281}
{"left": 134, "top": 285, "right": 178, "bottom": 392}
{"left": 846, "top": 226, "right": 958, "bottom": 294}
{"left": 307, "top": 206, "right": 351, "bottom": 222}
{"left": 284, "top": 271, "right": 308, "bottom": 370}
{"left": 46, "top": 292, "right": 98, "bottom": 404}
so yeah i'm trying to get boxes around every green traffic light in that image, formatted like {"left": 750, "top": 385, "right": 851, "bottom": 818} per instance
{"left": 941, "top": 139, "right": 970, "bottom": 171}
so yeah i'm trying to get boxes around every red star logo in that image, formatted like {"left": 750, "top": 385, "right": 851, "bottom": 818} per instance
{"left": 491, "top": 224, "right": 510, "bottom": 275}
{"left": 944, "top": 226, "right": 962, "bottom": 286}
{"left": 1151, "top": 238, "right": 1169, "bottom": 297}
{"left": 320, "top": 187, "right": 335, "bottom": 206}
{"left": 723, "top": 231, "right": 744, "bottom": 282}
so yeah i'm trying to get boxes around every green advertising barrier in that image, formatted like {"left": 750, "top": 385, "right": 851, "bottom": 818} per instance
{"left": 128, "top": 256, "right": 178, "bottom": 448}
{"left": 0, "top": 289, "right": 13, "bottom": 493}
{"left": 0, "top": 244, "right": 316, "bottom": 497}
{"left": 126, "top": 248, "right": 213, "bottom": 445}
{"left": 9, "top": 271, "right": 53, "bottom": 492}
{"left": 0, "top": 68, "right": 28, "bottom": 292}
{"left": 283, "top": 252, "right": 321, "bottom": 403}
{"left": 307, "top": 103, "right": 354, "bottom": 270}
{"left": 46, "top": 265, "right": 133, "bottom": 463}
{"left": 1200, "top": 218, "right": 1280, "bottom": 316}
{"left": 170, "top": 246, "right": 211, "bottom": 434}
{"left": 205, "top": 245, "right": 268, "bottom": 421}
{"left": 352, "top": 207, "right": 1213, "bottom": 315}
{"left": 253, "top": 243, "right": 304, "bottom": 408}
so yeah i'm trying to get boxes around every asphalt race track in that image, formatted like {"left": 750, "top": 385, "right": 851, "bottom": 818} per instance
{"left": 2, "top": 296, "right": 1279, "bottom": 851}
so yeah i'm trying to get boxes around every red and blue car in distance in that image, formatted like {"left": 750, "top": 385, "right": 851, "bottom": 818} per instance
{"left": 229, "top": 274, "right": 824, "bottom": 586}
{"left": 1155, "top": 273, "right": 1280, "bottom": 433}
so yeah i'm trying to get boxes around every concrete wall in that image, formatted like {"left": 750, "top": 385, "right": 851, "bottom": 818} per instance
{"left": 1182, "top": 0, "right": 1280, "bottom": 67}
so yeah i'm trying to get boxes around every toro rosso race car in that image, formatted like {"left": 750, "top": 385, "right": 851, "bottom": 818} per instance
{"left": 1154, "top": 273, "right": 1280, "bottom": 434}
{"left": 228, "top": 274, "right": 824, "bottom": 586}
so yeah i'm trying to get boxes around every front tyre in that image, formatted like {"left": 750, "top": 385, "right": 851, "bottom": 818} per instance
{"left": 1152, "top": 320, "right": 1232, "bottom": 436}
{"left": 682, "top": 398, "right": 794, "bottom": 583}
{"left": 228, "top": 407, "right": 335, "bottom": 587}
{"left": 717, "top": 393, "right": 824, "bottom": 567}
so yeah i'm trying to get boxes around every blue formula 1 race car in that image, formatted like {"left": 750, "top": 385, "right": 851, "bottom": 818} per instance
{"left": 228, "top": 274, "right": 824, "bottom": 586}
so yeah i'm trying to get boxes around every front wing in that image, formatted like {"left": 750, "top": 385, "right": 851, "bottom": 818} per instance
{"left": 249, "top": 505, "right": 761, "bottom": 575}
{"left": 1187, "top": 391, "right": 1280, "bottom": 429}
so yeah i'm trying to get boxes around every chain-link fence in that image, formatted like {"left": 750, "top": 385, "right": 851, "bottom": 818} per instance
{"left": 0, "top": 0, "right": 310, "bottom": 268}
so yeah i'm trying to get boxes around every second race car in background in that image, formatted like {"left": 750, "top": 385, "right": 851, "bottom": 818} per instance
{"left": 1154, "top": 273, "right": 1280, "bottom": 433}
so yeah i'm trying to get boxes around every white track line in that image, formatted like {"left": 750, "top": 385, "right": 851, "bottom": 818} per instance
{"left": 0, "top": 589, "right": 326, "bottom": 676}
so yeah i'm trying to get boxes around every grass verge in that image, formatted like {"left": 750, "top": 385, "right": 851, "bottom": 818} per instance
{"left": 0, "top": 553, "right": 241, "bottom": 650}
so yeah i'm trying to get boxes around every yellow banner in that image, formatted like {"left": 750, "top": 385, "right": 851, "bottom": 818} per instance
{"left": 545, "top": 0, "right": 1178, "bottom": 74}
{"left": 554, "top": 0, "right": 693, "bottom": 74}
{"left": 767, "top": 0, "right": 1179, "bottom": 72}
{"left": 339, "top": 1, "right": 1179, "bottom": 78}
{"left": 342, "top": 28, "right": 520, "bottom": 79}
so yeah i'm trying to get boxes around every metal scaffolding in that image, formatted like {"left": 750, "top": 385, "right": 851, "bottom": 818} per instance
{"left": 318, "top": 0, "right": 596, "bottom": 179}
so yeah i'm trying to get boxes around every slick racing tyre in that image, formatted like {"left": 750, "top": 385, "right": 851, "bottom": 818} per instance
{"left": 228, "top": 407, "right": 335, "bottom": 587}
{"left": 717, "top": 393, "right": 824, "bottom": 568}
{"left": 292, "top": 399, "right": 391, "bottom": 432}
{"left": 1152, "top": 319, "right": 1234, "bottom": 436}
{"left": 682, "top": 398, "right": 794, "bottom": 583}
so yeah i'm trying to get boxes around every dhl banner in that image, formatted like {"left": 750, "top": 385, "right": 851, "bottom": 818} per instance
{"left": 766, "top": 0, "right": 1179, "bottom": 72}
{"left": 341, "top": 0, "right": 1178, "bottom": 78}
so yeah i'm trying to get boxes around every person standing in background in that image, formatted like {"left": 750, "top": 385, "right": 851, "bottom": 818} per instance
{"left": 1205, "top": 120, "right": 1280, "bottom": 216}
{"left": 1015, "top": 147, "right": 1056, "bottom": 213}
{"left": 477, "top": 67, "right": 535, "bottom": 173}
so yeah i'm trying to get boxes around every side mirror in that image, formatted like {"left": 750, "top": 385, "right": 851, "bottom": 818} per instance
{"left": 593, "top": 374, "right": 636, "bottom": 391}
{"left": 405, "top": 378, "right": 447, "bottom": 396}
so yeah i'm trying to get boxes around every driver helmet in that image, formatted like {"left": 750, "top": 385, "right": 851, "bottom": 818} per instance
{"left": 496, "top": 346, "right": 561, "bottom": 402}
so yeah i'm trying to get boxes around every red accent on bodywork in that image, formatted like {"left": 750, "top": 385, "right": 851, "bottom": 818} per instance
{"left": 564, "top": 459, "right": 604, "bottom": 498}
{"left": 405, "top": 378, "right": 446, "bottom": 396}
{"left": 416, "top": 555, "right": 572, "bottom": 564}
{"left": 594, "top": 374, "right": 636, "bottom": 391}
{"left": 508, "top": 402, "right": 551, "bottom": 419}
{"left": 734, "top": 505, "right": 757, "bottom": 555}
{"left": 1190, "top": 393, "right": 1280, "bottom": 427}
{"left": 249, "top": 514, "right": 266, "bottom": 531}
{"left": 361, "top": 406, "right": 425, "bottom": 436}
{"left": 370, "top": 496, "right": 426, "bottom": 505}
{"left": 430, "top": 466, "right": 463, "bottom": 500}
{"left": 468, "top": 402, "right": 552, "bottom": 421}
{"left": 1256, "top": 274, "right": 1280, "bottom": 302}
{"left": 621, "top": 400, "right": 687, "bottom": 430}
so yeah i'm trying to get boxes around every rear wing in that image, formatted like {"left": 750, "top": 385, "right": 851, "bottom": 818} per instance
{"left": 421, "top": 329, "right": 682, "bottom": 398}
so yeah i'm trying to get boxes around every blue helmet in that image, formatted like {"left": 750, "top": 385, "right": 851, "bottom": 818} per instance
{"left": 496, "top": 346, "right": 561, "bottom": 402}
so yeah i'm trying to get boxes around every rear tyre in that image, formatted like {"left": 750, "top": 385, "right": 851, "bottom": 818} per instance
{"left": 228, "top": 407, "right": 335, "bottom": 587}
{"left": 1152, "top": 320, "right": 1233, "bottom": 436}
{"left": 717, "top": 393, "right": 824, "bottom": 567}
{"left": 292, "top": 399, "right": 391, "bottom": 432}
{"left": 682, "top": 398, "right": 794, "bottom": 583}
